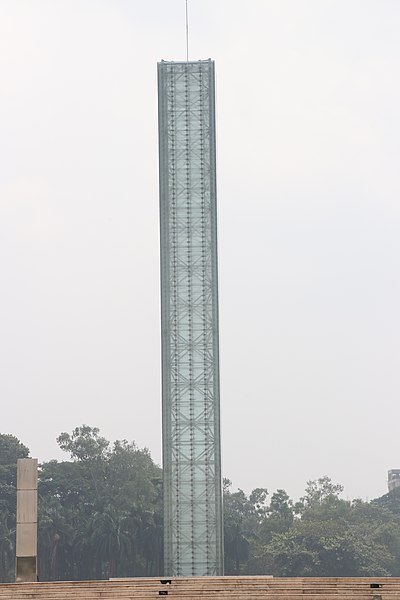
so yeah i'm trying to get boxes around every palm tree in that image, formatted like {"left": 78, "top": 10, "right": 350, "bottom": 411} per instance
{"left": 38, "top": 496, "right": 74, "bottom": 580}
{"left": 136, "top": 508, "right": 163, "bottom": 576}
{"left": 91, "top": 507, "right": 132, "bottom": 578}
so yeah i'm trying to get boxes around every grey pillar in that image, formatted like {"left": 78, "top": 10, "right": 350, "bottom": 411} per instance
{"left": 15, "top": 458, "right": 38, "bottom": 582}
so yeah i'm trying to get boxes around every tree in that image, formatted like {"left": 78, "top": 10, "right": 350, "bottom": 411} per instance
{"left": 0, "top": 434, "right": 30, "bottom": 513}
{"left": 0, "top": 434, "right": 30, "bottom": 582}
{"left": 296, "top": 476, "right": 344, "bottom": 514}
{"left": 90, "top": 507, "right": 132, "bottom": 578}
{"left": 38, "top": 495, "right": 75, "bottom": 581}
{"left": 223, "top": 479, "right": 269, "bottom": 575}
{"left": 38, "top": 425, "right": 162, "bottom": 580}
{"left": 57, "top": 425, "right": 110, "bottom": 462}
{"left": 5, "top": 426, "right": 400, "bottom": 581}
{"left": 258, "top": 479, "right": 400, "bottom": 577}
{"left": 374, "top": 487, "right": 400, "bottom": 516}
{"left": 261, "top": 518, "right": 394, "bottom": 576}
{"left": 258, "top": 489, "right": 294, "bottom": 546}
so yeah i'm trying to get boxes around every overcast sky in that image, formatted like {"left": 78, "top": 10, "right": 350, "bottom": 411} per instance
{"left": 1, "top": 0, "right": 400, "bottom": 502}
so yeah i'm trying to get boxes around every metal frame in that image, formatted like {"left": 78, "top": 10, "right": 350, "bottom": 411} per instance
{"left": 158, "top": 60, "right": 223, "bottom": 576}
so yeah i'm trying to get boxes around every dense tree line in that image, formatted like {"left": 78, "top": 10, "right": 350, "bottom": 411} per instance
{"left": 1, "top": 426, "right": 400, "bottom": 582}
{"left": 223, "top": 477, "right": 400, "bottom": 577}
{"left": 0, "top": 427, "right": 162, "bottom": 582}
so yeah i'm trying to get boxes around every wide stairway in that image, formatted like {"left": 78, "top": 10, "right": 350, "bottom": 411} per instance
{"left": 1, "top": 576, "right": 399, "bottom": 600}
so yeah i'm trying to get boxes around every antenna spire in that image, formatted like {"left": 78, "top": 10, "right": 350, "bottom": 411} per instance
{"left": 185, "top": 0, "right": 189, "bottom": 61}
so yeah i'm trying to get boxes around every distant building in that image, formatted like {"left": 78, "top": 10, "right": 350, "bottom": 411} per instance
{"left": 388, "top": 470, "right": 400, "bottom": 492}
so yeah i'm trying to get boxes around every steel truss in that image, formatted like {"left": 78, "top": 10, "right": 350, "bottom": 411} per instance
{"left": 158, "top": 60, "right": 223, "bottom": 576}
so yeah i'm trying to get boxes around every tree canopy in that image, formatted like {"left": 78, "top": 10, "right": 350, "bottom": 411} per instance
{"left": 1, "top": 427, "right": 400, "bottom": 582}
{"left": 0, "top": 434, "right": 30, "bottom": 581}
{"left": 38, "top": 426, "right": 162, "bottom": 580}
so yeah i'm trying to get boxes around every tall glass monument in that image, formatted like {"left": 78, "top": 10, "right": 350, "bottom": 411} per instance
{"left": 158, "top": 60, "right": 223, "bottom": 576}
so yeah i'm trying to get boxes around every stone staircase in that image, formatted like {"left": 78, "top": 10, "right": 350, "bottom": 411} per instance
{"left": 1, "top": 576, "right": 399, "bottom": 600}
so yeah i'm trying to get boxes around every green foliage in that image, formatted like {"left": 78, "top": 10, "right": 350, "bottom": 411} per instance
{"left": 261, "top": 518, "right": 393, "bottom": 576}
{"left": 56, "top": 426, "right": 110, "bottom": 462}
{"left": 223, "top": 480, "right": 254, "bottom": 574}
{"left": 37, "top": 425, "right": 162, "bottom": 580}
{"left": 373, "top": 487, "right": 400, "bottom": 515}
{"left": 0, "top": 433, "right": 30, "bottom": 582}
{"left": 223, "top": 482, "right": 294, "bottom": 575}
{"left": 0, "top": 435, "right": 29, "bottom": 467}
{"left": 3, "top": 430, "right": 400, "bottom": 581}
{"left": 223, "top": 475, "right": 400, "bottom": 578}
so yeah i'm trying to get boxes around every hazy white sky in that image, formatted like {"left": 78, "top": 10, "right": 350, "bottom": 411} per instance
{"left": 1, "top": 0, "right": 400, "bottom": 502}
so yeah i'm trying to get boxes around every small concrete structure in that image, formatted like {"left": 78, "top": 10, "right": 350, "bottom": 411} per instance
{"left": 15, "top": 458, "right": 38, "bottom": 582}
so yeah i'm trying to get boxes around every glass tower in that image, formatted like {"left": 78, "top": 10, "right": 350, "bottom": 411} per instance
{"left": 158, "top": 60, "right": 223, "bottom": 576}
